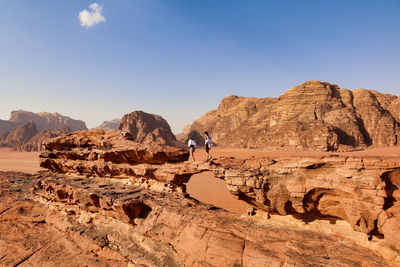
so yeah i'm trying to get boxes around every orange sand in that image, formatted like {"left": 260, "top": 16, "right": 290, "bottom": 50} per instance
{"left": 2, "top": 146, "right": 400, "bottom": 215}
{"left": 0, "top": 148, "right": 42, "bottom": 173}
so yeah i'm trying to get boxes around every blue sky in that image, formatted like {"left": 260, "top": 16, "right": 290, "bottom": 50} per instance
{"left": 1, "top": 0, "right": 399, "bottom": 133}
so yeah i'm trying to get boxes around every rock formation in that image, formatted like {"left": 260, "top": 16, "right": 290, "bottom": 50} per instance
{"left": 3, "top": 128, "right": 399, "bottom": 265}
{"left": 1, "top": 170, "right": 392, "bottom": 266}
{"left": 39, "top": 129, "right": 191, "bottom": 185}
{"left": 210, "top": 156, "right": 400, "bottom": 251}
{"left": 185, "top": 81, "right": 400, "bottom": 151}
{"left": 9, "top": 110, "right": 87, "bottom": 131}
{"left": 0, "top": 121, "right": 71, "bottom": 152}
{"left": 95, "top": 118, "right": 121, "bottom": 130}
{"left": 33, "top": 129, "right": 400, "bottom": 265}
{"left": 119, "top": 111, "right": 179, "bottom": 147}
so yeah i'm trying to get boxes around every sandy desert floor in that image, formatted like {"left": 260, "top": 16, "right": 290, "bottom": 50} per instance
{"left": 2, "top": 146, "right": 400, "bottom": 215}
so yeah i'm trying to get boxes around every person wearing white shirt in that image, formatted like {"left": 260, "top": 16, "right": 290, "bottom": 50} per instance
{"left": 204, "top": 131, "right": 213, "bottom": 161}
{"left": 187, "top": 137, "right": 197, "bottom": 162}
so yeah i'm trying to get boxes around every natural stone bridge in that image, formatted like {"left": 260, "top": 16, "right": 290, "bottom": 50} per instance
{"left": 33, "top": 129, "right": 400, "bottom": 265}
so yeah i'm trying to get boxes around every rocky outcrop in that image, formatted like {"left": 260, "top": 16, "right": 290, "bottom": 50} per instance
{"left": 209, "top": 155, "right": 400, "bottom": 252}
{"left": 0, "top": 121, "right": 71, "bottom": 152}
{"left": 38, "top": 129, "right": 400, "bottom": 259}
{"left": 95, "top": 118, "right": 121, "bottom": 130}
{"left": 1, "top": 170, "right": 393, "bottom": 266}
{"left": 186, "top": 81, "right": 400, "bottom": 151}
{"left": 9, "top": 110, "right": 87, "bottom": 131}
{"left": 119, "top": 111, "right": 178, "bottom": 146}
{"left": 39, "top": 129, "right": 191, "bottom": 186}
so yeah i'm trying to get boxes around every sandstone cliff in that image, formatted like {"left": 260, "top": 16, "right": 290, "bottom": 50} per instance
{"left": 119, "top": 111, "right": 179, "bottom": 147}
{"left": 185, "top": 81, "right": 400, "bottom": 151}
{"left": 9, "top": 110, "right": 87, "bottom": 131}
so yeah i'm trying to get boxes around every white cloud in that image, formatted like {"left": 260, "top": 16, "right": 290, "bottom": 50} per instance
{"left": 79, "top": 3, "right": 106, "bottom": 28}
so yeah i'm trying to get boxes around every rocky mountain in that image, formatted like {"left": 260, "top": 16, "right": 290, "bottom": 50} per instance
{"left": 95, "top": 118, "right": 121, "bottom": 130}
{"left": 0, "top": 121, "right": 71, "bottom": 152}
{"left": 9, "top": 110, "right": 87, "bottom": 131}
{"left": 0, "top": 119, "right": 18, "bottom": 135}
{"left": 0, "top": 121, "right": 38, "bottom": 149}
{"left": 118, "top": 111, "right": 179, "bottom": 146}
{"left": 184, "top": 81, "right": 400, "bottom": 151}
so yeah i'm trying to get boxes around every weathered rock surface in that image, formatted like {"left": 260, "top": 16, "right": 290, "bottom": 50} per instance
{"left": 209, "top": 155, "right": 400, "bottom": 253}
{"left": 40, "top": 129, "right": 191, "bottom": 185}
{"left": 119, "top": 111, "right": 179, "bottom": 146}
{"left": 95, "top": 118, "right": 121, "bottom": 130}
{"left": 9, "top": 110, "right": 87, "bottom": 131}
{"left": 0, "top": 121, "right": 71, "bottom": 152}
{"left": 186, "top": 81, "right": 400, "bottom": 151}
{"left": 37, "top": 128, "right": 400, "bottom": 264}
{"left": 0, "top": 170, "right": 393, "bottom": 266}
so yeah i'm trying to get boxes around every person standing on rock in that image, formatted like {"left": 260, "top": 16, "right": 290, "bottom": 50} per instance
{"left": 187, "top": 137, "right": 197, "bottom": 162}
{"left": 204, "top": 131, "right": 213, "bottom": 161}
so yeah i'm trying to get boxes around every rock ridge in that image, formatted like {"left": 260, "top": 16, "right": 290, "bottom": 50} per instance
{"left": 184, "top": 81, "right": 400, "bottom": 151}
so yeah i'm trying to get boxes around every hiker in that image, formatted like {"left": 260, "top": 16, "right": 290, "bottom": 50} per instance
{"left": 187, "top": 137, "right": 197, "bottom": 162}
{"left": 204, "top": 131, "right": 213, "bottom": 161}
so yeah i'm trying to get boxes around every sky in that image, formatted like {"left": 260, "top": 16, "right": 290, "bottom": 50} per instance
{"left": 0, "top": 0, "right": 400, "bottom": 133}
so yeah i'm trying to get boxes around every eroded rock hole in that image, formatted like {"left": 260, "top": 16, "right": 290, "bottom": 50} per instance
{"left": 122, "top": 202, "right": 152, "bottom": 224}
{"left": 381, "top": 170, "right": 400, "bottom": 210}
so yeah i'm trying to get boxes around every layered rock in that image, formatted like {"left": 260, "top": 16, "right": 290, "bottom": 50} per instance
{"left": 186, "top": 81, "right": 400, "bottom": 151}
{"left": 9, "top": 110, "right": 87, "bottom": 131}
{"left": 38, "top": 129, "right": 400, "bottom": 258}
{"left": 210, "top": 155, "right": 400, "bottom": 252}
{"left": 39, "top": 129, "right": 191, "bottom": 185}
{"left": 1, "top": 170, "right": 393, "bottom": 266}
{"left": 119, "top": 111, "right": 178, "bottom": 146}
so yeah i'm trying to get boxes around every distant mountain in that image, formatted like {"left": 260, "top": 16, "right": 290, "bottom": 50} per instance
{"left": 0, "top": 121, "right": 71, "bottom": 152}
{"left": 0, "top": 119, "right": 18, "bottom": 135}
{"left": 9, "top": 110, "right": 87, "bottom": 131}
{"left": 183, "top": 81, "right": 400, "bottom": 151}
{"left": 0, "top": 110, "right": 85, "bottom": 151}
{"left": 95, "top": 118, "right": 121, "bottom": 130}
